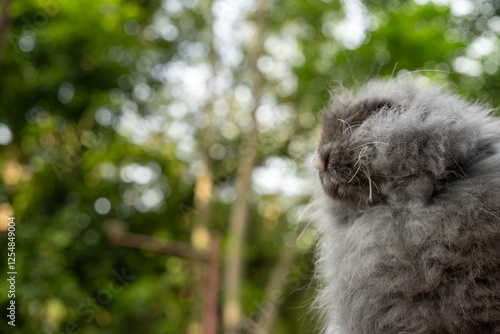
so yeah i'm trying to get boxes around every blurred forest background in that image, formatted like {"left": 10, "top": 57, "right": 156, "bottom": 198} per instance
{"left": 1, "top": 0, "right": 500, "bottom": 333}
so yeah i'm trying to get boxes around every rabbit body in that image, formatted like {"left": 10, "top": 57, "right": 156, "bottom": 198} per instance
{"left": 311, "top": 80, "right": 500, "bottom": 334}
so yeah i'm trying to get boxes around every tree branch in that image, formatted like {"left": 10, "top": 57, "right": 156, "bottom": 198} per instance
{"left": 106, "top": 220, "right": 206, "bottom": 261}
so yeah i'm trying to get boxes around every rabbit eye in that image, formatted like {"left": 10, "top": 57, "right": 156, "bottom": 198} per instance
{"left": 358, "top": 98, "right": 395, "bottom": 114}
{"left": 372, "top": 101, "right": 393, "bottom": 112}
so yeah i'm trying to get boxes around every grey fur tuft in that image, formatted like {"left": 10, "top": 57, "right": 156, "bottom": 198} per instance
{"left": 309, "top": 79, "right": 500, "bottom": 333}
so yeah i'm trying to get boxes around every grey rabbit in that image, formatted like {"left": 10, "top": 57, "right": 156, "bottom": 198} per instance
{"left": 309, "top": 79, "right": 500, "bottom": 333}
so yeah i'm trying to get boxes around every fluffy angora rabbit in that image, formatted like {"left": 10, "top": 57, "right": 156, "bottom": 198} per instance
{"left": 310, "top": 79, "right": 500, "bottom": 334}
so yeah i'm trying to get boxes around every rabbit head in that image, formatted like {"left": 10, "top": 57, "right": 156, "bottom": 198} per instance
{"left": 314, "top": 80, "right": 497, "bottom": 208}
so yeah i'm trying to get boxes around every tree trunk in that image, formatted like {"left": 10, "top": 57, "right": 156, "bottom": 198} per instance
{"left": 191, "top": 1, "right": 217, "bottom": 332}
{"left": 223, "top": 1, "right": 267, "bottom": 333}
{"left": 223, "top": 132, "right": 258, "bottom": 333}
{"left": 0, "top": 0, "right": 13, "bottom": 69}
{"left": 203, "top": 234, "right": 220, "bottom": 334}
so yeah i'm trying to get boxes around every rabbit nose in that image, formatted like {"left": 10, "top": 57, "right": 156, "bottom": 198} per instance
{"left": 313, "top": 153, "right": 327, "bottom": 171}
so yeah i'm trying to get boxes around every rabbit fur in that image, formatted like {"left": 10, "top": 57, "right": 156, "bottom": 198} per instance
{"left": 310, "top": 79, "right": 500, "bottom": 334}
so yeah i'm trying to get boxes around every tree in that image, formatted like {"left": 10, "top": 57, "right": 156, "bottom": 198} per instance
{"left": 1, "top": 0, "right": 500, "bottom": 333}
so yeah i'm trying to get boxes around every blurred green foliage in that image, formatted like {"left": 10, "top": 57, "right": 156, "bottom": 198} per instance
{"left": 1, "top": 0, "right": 500, "bottom": 333}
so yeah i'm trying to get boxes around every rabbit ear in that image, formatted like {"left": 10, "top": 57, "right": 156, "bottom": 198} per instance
{"left": 366, "top": 101, "right": 483, "bottom": 181}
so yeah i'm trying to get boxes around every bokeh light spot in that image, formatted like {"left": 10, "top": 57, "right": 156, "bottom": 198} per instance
{"left": 58, "top": 83, "right": 75, "bottom": 104}
{"left": 0, "top": 123, "right": 13, "bottom": 145}
{"left": 124, "top": 20, "right": 140, "bottom": 35}
{"left": 0, "top": 203, "right": 14, "bottom": 231}
{"left": 94, "top": 197, "right": 111, "bottom": 215}
{"left": 19, "top": 35, "right": 35, "bottom": 52}
{"left": 82, "top": 229, "right": 100, "bottom": 245}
